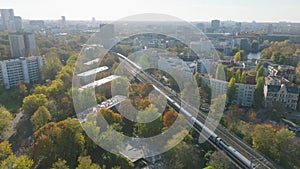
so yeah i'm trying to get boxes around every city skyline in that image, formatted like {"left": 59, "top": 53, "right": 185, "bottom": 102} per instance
{"left": 1, "top": 0, "right": 300, "bottom": 22}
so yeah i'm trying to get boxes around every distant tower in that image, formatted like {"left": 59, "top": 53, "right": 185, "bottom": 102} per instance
{"left": 61, "top": 16, "right": 66, "bottom": 26}
{"left": 1, "top": 9, "right": 16, "bottom": 31}
{"left": 14, "top": 16, "right": 22, "bottom": 31}
{"left": 92, "top": 17, "right": 96, "bottom": 27}
{"left": 211, "top": 20, "right": 220, "bottom": 29}
{"left": 235, "top": 22, "right": 242, "bottom": 33}
{"left": 267, "top": 24, "right": 273, "bottom": 34}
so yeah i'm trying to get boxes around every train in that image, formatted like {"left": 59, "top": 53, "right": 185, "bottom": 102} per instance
{"left": 166, "top": 97, "right": 255, "bottom": 169}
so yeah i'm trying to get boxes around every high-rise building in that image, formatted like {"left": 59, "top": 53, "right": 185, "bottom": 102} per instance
{"left": 235, "top": 22, "right": 242, "bottom": 33}
{"left": 14, "top": 16, "right": 22, "bottom": 31}
{"left": 9, "top": 33, "right": 25, "bottom": 57}
{"left": 267, "top": 24, "right": 274, "bottom": 34}
{"left": 211, "top": 20, "right": 220, "bottom": 29}
{"left": 1, "top": 9, "right": 15, "bottom": 31}
{"left": 0, "top": 56, "right": 44, "bottom": 89}
{"left": 61, "top": 16, "right": 66, "bottom": 26}
{"left": 24, "top": 33, "right": 37, "bottom": 56}
{"left": 98, "top": 24, "right": 115, "bottom": 48}
{"left": 0, "top": 9, "right": 22, "bottom": 31}
{"left": 9, "top": 32, "right": 37, "bottom": 58}
{"left": 240, "top": 38, "right": 251, "bottom": 52}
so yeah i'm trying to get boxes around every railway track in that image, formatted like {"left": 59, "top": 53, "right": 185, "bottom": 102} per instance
{"left": 116, "top": 53, "right": 281, "bottom": 169}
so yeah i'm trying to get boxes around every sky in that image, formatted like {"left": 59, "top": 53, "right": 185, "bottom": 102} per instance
{"left": 1, "top": 0, "right": 300, "bottom": 22}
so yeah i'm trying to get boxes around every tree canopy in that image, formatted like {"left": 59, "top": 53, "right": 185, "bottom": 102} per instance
{"left": 0, "top": 106, "right": 13, "bottom": 136}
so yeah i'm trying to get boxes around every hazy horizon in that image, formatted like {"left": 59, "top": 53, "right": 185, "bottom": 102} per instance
{"left": 1, "top": 0, "right": 300, "bottom": 23}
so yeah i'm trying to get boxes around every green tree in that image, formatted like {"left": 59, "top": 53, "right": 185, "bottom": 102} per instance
{"left": 234, "top": 51, "right": 241, "bottom": 62}
{"left": 136, "top": 105, "right": 163, "bottom": 137}
{"left": 208, "top": 94, "right": 226, "bottom": 129}
{"left": 41, "top": 54, "right": 63, "bottom": 80}
{"left": 256, "top": 66, "right": 265, "bottom": 82}
{"left": 30, "top": 106, "right": 52, "bottom": 131}
{"left": 99, "top": 108, "right": 122, "bottom": 125}
{"left": 17, "top": 83, "right": 28, "bottom": 97}
{"left": 225, "top": 105, "right": 240, "bottom": 127}
{"left": 46, "top": 79, "right": 65, "bottom": 98}
{"left": 280, "top": 137, "right": 300, "bottom": 168}
{"left": 76, "top": 156, "right": 100, "bottom": 169}
{"left": 0, "top": 141, "right": 12, "bottom": 161}
{"left": 254, "top": 77, "right": 265, "bottom": 108}
{"left": 240, "top": 71, "right": 247, "bottom": 84}
{"left": 0, "top": 106, "right": 13, "bottom": 135}
{"left": 98, "top": 128, "right": 124, "bottom": 154}
{"left": 232, "top": 47, "right": 239, "bottom": 56}
{"left": 32, "top": 118, "right": 85, "bottom": 169}
{"left": 227, "top": 78, "right": 236, "bottom": 105}
{"left": 33, "top": 85, "right": 48, "bottom": 95}
{"left": 271, "top": 51, "right": 282, "bottom": 64}
{"left": 256, "top": 62, "right": 262, "bottom": 71}
{"left": 271, "top": 128, "right": 294, "bottom": 162}
{"left": 1, "top": 155, "right": 33, "bottom": 169}
{"left": 296, "top": 63, "right": 300, "bottom": 85}
{"left": 51, "top": 159, "right": 69, "bottom": 169}
{"left": 207, "top": 151, "right": 232, "bottom": 169}
{"left": 252, "top": 124, "right": 275, "bottom": 156}
{"left": 228, "top": 68, "right": 234, "bottom": 82}
{"left": 114, "top": 45, "right": 132, "bottom": 56}
{"left": 163, "top": 142, "right": 204, "bottom": 169}
{"left": 235, "top": 69, "right": 241, "bottom": 83}
{"left": 22, "top": 94, "right": 47, "bottom": 116}
{"left": 215, "top": 64, "right": 226, "bottom": 80}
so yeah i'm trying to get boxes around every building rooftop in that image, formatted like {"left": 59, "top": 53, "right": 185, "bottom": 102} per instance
{"left": 267, "top": 84, "right": 299, "bottom": 94}
{"left": 79, "top": 75, "right": 120, "bottom": 90}
{"left": 286, "top": 86, "right": 299, "bottom": 94}
{"left": 77, "top": 66, "right": 108, "bottom": 77}
{"left": 0, "top": 56, "right": 43, "bottom": 63}
{"left": 267, "top": 85, "right": 281, "bottom": 92}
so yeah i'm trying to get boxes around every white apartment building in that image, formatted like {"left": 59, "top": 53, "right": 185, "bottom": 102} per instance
{"left": 209, "top": 78, "right": 255, "bottom": 107}
{"left": 0, "top": 56, "right": 44, "bottom": 89}
{"left": 264, "top": 84, "right": 299, "bottom": 110}
{"left": 234, "top": 83, "right": 255, "bottom": 107}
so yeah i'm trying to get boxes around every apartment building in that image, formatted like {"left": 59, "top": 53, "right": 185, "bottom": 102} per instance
{"left": 0, "top": 56, "right": 44, "bottom": 89}
{"left": 268, "top": 64, "right": 296, "bottom": 83}
{"left": 264, "top": 84, "right": 299, "bottom": 110}
{"left": 209, "top": 78, "right": 255, "bottom": 107}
